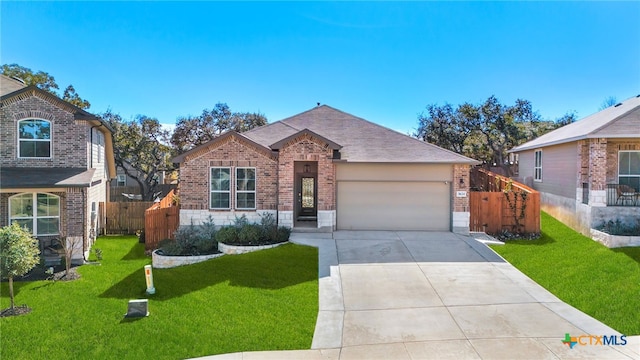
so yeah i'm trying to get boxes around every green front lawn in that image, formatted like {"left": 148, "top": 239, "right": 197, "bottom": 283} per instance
{"left": 1, "top": 236, "right": 319, "bottom": 359}
{"left": 490, "top": 212, "right": 640, "bottom": 335}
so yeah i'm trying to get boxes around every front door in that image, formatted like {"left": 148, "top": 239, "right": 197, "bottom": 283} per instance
{"left": 297, "top": 175, "right": 317, "bottom": 221}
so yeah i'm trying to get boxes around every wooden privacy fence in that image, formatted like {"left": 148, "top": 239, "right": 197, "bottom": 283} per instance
{"left": 469, "top": 168, "right": 540, "bottom": 235}
{"left": 110, "top": 184, "right": 177, "bottom": 202}
{"left": 100, "top": 201, "right": 155, "bottom": 235}
{"left": 144, "top": 189, "right": 179, "bottom": 250}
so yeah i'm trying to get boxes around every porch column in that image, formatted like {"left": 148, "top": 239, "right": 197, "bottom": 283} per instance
{"left": 589, "top": 138, "right": 607, "bottom": 206}
{"left": 452, "top": 164, "right": 471, "bottom": 234}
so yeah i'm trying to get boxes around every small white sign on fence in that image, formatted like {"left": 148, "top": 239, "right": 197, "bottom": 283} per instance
{"left": 456, "top": 191, "right": 468, "bottom": 198}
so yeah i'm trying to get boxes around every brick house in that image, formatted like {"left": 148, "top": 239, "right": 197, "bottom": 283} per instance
{"left": 173, "top": 105, "right": 479, "bottom": 233}
{"left": 509, "top": 95, "right": 640, "bottom": 235}
{"left": 0, "top": 75, "right": 116, "bottom": 263}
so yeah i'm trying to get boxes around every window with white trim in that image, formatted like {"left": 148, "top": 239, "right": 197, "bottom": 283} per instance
{"left": 97, "top": 130, "right": 103, "bottom": 163}
{"left": 18, "top": 119, "right": 51, "bottom": 158}
{"left": 9, "top": 193, "right": 60, "bottom": 236}
{"left": 236, "top": 167, "right": 256, "bottom": 209}
{"left": 534, "top": 150, "right": 542, "bottom": 181}
{"left": 117, "top": 174, "right": 126, "bottom": 186}
{"left": 619, "top": 151, "right": 640, "bottom": 191}
{"left": 210, "top": 167, "right": 231, "bottom": 209}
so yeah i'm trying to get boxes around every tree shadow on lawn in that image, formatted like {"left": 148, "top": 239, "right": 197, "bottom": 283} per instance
{"left": 120, "top": 242, "right": 147, "bottom": 261}
{"left": 100, "top": 245, "right": 318, "bottom": 301}
{"left": 612, "top": 246, "right": 640, "bottom": 265}
{"left": 0, "top": 281, "right": 33, "bottom": 301}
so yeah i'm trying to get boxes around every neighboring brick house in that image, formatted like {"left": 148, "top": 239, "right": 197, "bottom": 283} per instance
{"left": 0, "top": 75, "right": 116, "bottom": 263}
{"left": 173, "top": 105, "right": 479, "bottom": 233}
{"left": 509, "top": 95, "right": 640, "bottom": 235}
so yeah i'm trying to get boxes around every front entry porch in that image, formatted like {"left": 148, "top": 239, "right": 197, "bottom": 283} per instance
{"left": 294, "top": 161, "right": 318, "bottom": 228}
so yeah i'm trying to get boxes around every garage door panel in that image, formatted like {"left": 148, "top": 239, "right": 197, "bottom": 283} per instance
{"left": 337, "top": 181, "right": 449, "bottom": 231}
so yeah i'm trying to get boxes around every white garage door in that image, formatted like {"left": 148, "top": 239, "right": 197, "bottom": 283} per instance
{"left": 336, "top": 164, "right": 451, "bottom": 231}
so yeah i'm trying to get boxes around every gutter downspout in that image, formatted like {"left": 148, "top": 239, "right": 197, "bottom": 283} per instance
{"left": 275, "top": 152, "right": 280, "bottom": 227}
{"left": 82, "top": 188, "right": 88, "bottom": 262}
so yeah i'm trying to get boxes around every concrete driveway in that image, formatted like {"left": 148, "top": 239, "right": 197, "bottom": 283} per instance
{"left": 198, "top": 231, "right": 638, "bottom": 359}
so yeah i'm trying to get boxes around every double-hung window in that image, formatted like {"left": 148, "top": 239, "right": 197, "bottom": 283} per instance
{"left": 534, "top": 150, "right": 542, "bottom": 181}
{"left": 619, "top": 151, "right": 640, "bottom": 191}
{"left": 18, "top": 119, "right": 51, "bottom": 158}
{"left": 210, "top": 167, "right": 231, "bottom": 209}
{"left": 9, "top": 193, "right": 60, "bottom": 236}
{"left": 117, "top": 174, "right": 126, "bottom": 186}
{"left": 236, "top": 168, "right": 256, "bottom": 210}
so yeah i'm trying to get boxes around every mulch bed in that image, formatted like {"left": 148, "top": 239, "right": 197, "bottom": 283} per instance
{"left": 3, "top": 265, "right": 82, "bottom": 282}
{"left": 0, "top": 266, "right": 82, "bottom": 318}
{"left": 0, "top": 305, "right": 32, "bottom": 318}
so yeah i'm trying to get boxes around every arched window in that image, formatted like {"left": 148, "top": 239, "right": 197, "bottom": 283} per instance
{"left": 9, "top": 193, "right": 60, "bottom": 236}
{"left": 18, "top": 119, "right": 51, "bottom": 158}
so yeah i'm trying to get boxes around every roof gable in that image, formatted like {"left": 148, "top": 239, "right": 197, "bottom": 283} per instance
{"left": 1, "top": 85, "right": 105, "bottom": 122}
{"left": 172, "top": 130, "right": 277, "bottom": 163}
{"left": 270, "top": 128, "right": 342, "bottom": 150}
{"left": 1, "top": 82, "right": 117, "bottom": 178}
{"left": 511, "top": 95, "right": 640, "bottom": 152}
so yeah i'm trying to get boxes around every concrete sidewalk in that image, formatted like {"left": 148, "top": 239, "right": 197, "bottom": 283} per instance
{"left": 196, "top": 231, "right": 639, "bottom": 359}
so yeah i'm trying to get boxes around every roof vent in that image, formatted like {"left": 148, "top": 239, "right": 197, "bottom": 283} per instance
{"left": 614, "top": 103, "right": 623, "bottom": 107}
{"left": 10, "top": 76, "right": 26, "bottom": 84}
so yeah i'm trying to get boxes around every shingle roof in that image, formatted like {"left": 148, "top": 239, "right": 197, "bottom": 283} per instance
{"left": 0, "top": 168, "right": 96, "bottom": 188}
{"left": 243, "top": 105, "right": 478, "bottom": 164}
{"left": 0, "top": 75, "right": 27, "bottom": 96}
{"left": 510, "top": 95, "right": 640, "bottom": 152}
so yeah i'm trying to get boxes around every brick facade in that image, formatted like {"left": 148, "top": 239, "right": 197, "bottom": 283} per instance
{"left": 588, "top": 138, "right": 608, "bottom": 192}
{"left": 452, "top": 164, "right": 470, "bottom": 212}
{"left": 178, "top": 130, "right": 472, "bottom": 232}
{"left": 178, "top": 134, "right": 278, "bottom": 212}
{"left": 1, "top": 89, "right": 111, "bottom": 262}
{"left": 277, "top": 133, "right": 335, "bottom": 212}
{"left": 1, "top": 95, "right": 88, "bottom": 168}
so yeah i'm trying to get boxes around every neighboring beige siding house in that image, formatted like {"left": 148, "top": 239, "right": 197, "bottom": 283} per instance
{"left": 510, "top": 95, "right": 640, "bottom": 234}
{"left": 174, "top": 105, "right": 479, "bottom": 234}
{"left": 0, "top": 75, "right": 116, "bottom": 263}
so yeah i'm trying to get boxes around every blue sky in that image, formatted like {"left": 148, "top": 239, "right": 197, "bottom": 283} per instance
{"left": 2, "top": 1, "right": 639, "bottom": 134}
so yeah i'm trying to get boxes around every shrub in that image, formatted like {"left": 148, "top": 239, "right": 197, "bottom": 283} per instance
{"left": 159, "top": 217, "right": 219, "bottom": 256}
{"left": 158, "top": 238, "right": 184, "bottom": 256}
{"left": 199, "top": 215, "right": 217, "bottom": 242}
{"left": 233, "top": 214, "right": 249, "bottom": 228}
{"left": 216, "top": 226, "right": 239, "bottom": 245}
{"left": 597, "top": 219, "right": 640, "bottom": 236}
{"left": 238, "top": 224, "right": 262, "bottom": 245}
{"left": 0, "top": 223, "right": 40, "bottom": 309}
{"left": 216, "top": 215, "right": 290, "bottom": 246}
{"left": 276, "top": 226, "right": 292, "bottom": 243}
{"left": 259, "top": 213, "right": 279, "bottom": 242}
{"left": 136, "top": 230, "right": 145, "bottom": 244}
{"left": 193, "top": 236, "right": 216, "bottom": 254}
